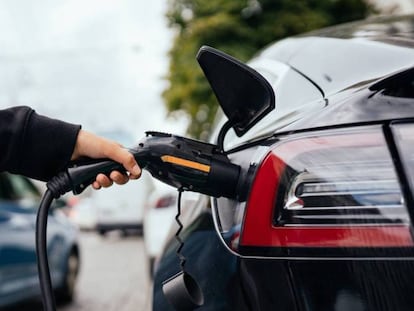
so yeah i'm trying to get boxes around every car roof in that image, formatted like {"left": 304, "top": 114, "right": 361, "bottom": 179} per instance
{"left": 255, "top": 15, "right": 414, "bottom": 96}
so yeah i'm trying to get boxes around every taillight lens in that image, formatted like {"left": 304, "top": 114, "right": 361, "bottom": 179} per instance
{"left": 240, "top": 126, "right": 413, "bottom": 251}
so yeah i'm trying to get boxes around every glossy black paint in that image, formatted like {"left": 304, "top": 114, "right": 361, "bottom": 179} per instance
{"left": 153, "top": 15, "right": 414, "bottom": 311}
{"left": 153, "top": 206, "right": 248, "bottom": 311}
{"left": 259, "top": 15, "right": 414, "bottom": 97}
{"left": 283, "top": 68, "right": 414, "bottom": 133}
{"left": 197, "top": 46, "right": 275, "bottom": 137}
{"left": 288, "top": 260, "right": 414, "bottom": 311}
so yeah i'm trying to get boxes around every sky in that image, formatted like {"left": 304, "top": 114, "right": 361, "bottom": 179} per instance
{"left": 0, "top": 0, "right": 188, "bottom": 144}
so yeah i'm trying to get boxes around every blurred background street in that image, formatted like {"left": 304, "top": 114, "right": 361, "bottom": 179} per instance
{"left": 3, "top": 231, "right": 152, "bottom": 311}
{"left": 60, "top": 232, "right": 151, "bottom": 311}
{"left": 0, "top": 2, "right": 182, "bottom": 307}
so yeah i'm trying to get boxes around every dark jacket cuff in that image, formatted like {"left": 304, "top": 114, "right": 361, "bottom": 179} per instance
{"left": 22, "top": 109, "right": 81, "bottom": 180}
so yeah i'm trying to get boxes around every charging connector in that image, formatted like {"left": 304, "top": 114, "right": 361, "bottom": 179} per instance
{"left": 36, "top": 132, "right": 241, "bottom": 311}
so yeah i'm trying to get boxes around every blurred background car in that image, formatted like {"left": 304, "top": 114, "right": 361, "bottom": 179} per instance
{"left": 143, "top": 182, "right": 200, "bottom": 278}
{"left": 143, "top": 182, "right": 177, "bottom": 278}
{"left": 0, "top": 172, "right": 80, "bottom": 308}
{"left": 94, "top": 171, "right": 154, "bottom": 237}
{"left": 64, "top": 195, "right": 98, "bottom": 231}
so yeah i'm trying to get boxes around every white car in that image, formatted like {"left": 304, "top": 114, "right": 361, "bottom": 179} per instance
{"left": 143, "top": 182, "right": 177, "bottom": 276}
{"left": 143, "top": 181, "right": 199, "bottom": 277}
{"left": 65, "top": 196, "right": 98, "bottom": 230}
{"left": 93, "top": 171, "right": 154, "bottom": 236}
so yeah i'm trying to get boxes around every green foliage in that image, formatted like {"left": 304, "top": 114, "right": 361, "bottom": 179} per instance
{"left": 163, "top": 0, "right": 373, "bottom": 138}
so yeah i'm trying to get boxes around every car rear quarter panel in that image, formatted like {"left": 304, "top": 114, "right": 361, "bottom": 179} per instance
{"left": 152, "top": 204, "right": 249, "bottom": 311}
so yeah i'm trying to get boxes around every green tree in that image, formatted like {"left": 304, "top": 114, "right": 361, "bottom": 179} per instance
{"left": 164, "top": 0, "right": 373, "bottom": 138}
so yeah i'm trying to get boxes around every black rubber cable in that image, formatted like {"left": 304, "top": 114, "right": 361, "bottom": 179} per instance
{"left": 174, "top": 188, "right": 186, "bottom": 269}
{"left": 36, "top": 189, "right": 57, "bottom": 311}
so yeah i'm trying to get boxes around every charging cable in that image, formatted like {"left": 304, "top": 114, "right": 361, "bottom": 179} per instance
{"left": 36, "top": 172, "right": 75, "bottom": 311}
{"left": 36, "top": 189, "right": 56, "bottom": 311}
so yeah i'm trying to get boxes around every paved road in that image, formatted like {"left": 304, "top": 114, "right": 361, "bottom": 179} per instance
{"left": 2, "top": 231, "right": 152, "bottom": 311}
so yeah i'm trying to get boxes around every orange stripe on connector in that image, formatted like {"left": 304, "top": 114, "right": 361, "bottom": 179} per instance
{"left": 161, "top": 155, "right": 211, "bottom": 173}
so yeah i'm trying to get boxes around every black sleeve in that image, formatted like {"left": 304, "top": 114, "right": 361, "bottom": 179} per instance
{"left": 0, "top": 106, "right": 81, "bottom": 181}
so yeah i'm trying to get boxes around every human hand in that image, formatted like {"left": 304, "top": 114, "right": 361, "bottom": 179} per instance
{"left": 71, "top": 130, "right": 141, "bottom": 189}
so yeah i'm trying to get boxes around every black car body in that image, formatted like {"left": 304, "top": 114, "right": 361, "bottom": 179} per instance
{"left": 153, "top": 15, "right": 414, "bottom": 311}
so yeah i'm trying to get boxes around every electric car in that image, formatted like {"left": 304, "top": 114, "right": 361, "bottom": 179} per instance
{"left": 0, "top": 173, "right": 80, "bottom": 307}
{"left": 152, "top": 15, "right": 414, "bottom": 311}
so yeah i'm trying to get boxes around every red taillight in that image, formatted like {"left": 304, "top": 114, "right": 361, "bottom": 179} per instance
{"left": 67, "top": 195, "right": 80, "bottom": 207}
{"left": 240, "top": 126, "right": 413, "bottom": 248}
{"left": 155, "top": 195, "right": 176, "bottom": 209}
